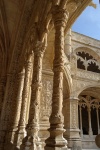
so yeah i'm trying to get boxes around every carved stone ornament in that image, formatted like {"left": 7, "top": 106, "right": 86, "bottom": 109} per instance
{"left": 66, "top": 0, "right": 77, "bottom": 13}
{"left": 40, "top": 78, "right": 52, "bottom": 120}
{"left": 52, "top": 6, "right": 69, "bottom": 27}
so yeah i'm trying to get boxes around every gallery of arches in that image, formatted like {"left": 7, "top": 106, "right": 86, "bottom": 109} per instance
{"left": 0, "top": 0, "right": 100, "bottom": 150}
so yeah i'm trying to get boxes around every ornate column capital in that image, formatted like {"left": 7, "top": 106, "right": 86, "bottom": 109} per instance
{"left": 52, "top": 6, "right": 69, "bottom": 28}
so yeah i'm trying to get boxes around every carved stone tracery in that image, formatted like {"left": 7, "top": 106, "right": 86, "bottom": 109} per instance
{"left": 79, "top": 95, "right": 100, "bottom": 137}
{"left": 77, "top": 51, "right": 100, "bottom": 73}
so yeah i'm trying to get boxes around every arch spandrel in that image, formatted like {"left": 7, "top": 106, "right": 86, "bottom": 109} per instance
{"left": 71, "top": 78, "right": 100, "bottom": 98}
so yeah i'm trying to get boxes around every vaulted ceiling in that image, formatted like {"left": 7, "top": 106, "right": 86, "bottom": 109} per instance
{"left": 0, "top": 0, "right": 92, "bottom": 70}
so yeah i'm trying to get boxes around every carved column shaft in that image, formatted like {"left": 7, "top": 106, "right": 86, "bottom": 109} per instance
{"left": 52, "top": 25, "right": 64, "bottom": 118}
{"left": 19, "top": 54, "right": 33, "bottom": 129}
{"left": 0, "top": 72, "right": 17, "bottom": 149}
{"left": 4, "top": 69, "right": 25, "bottom": 150}
{"left": 21, "top": 41, "right": 46, "bottom": 150}
{"left": 10, "top": 69, "right": 25, "bottom": 128}
{"left": 51, "top": 6, "right": 68, "bottom": 124}
{"left": 14, "top": 53, "right": 33, "bottom": 148}
{"left": 28, "top": 43, "right": 45, "bottom": 126}
{"left": 45, "top": 6, "right": 68, "bottom": 149}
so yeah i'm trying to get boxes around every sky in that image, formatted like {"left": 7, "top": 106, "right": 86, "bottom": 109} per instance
{"left": 72, "top": 0, "right": 100, "bottom": 40}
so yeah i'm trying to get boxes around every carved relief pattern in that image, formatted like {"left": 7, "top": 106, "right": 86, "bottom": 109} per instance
{"left": 71, "top": 103, "right": 77, "bottom": 128}
{"left": 40, "top": 78, "right": 52, "bottom": 120}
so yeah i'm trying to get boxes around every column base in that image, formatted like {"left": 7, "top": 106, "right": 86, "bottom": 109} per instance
{"left": 67, "top": 138, "right": 82, "bottom": 149}
{"left": 20, "top": 135, "right": 42, "bottom": 150}
{"left": 45, "top": 126, "right": 68, "bottom": 149}
{"left": 13, "top": 127, "right": 26, "bottom": 149}
{"left": 64, "top": 128, "right": 82, "bottom": 148}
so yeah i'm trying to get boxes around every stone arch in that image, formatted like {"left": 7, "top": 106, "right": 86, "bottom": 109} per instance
{"left": 77, "top": 84, "right": 100, "bottom": 98}
{"left": 75, "top": 47, "right": 100, "bottom": 59}
{"left": 78, "top": 86, "right": 100, "bottom": 149}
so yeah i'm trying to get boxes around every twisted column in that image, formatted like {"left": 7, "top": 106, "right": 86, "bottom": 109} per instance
{"left": 21, "top": 41, "right": 46, "bottom": 150}
{"left": 45, "top": 6, "right": 68, "bottom": 149}
{"left": 14, "top": 53, "right": 33, "bottom": 148}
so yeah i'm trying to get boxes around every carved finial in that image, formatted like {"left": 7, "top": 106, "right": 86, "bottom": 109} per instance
{"left": 89, "top": 1, "right": 97, "bottom": 9}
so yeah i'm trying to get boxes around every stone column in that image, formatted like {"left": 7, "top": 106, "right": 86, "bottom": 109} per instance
{"left": 14, "top": 53, "right": 33, "bottom": 149}
{"left": 45, "top": 6, "right": 68, "bottom": 150}
{"left": 88, "top": 107, "right": 93, "bottom": 137}
{"left": 4, "top": 68, "right": 25, "bottom": 150}
{"left": 21, "top": 41, "right": 46, "bottom": 150}
{"left": 0, "top": 68, "right": 25, "bottom": 150}
{"left": 79, "top": 105, "right": 83, "bottom": 138}
{"left": 64, "top": 98, "right": 81, "bottom": 149}
{"left": 0, "top": 72, "right": 15, "bottom": 150}
{"left": 96, "top": 108, "right": 100, "bottom": 134}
